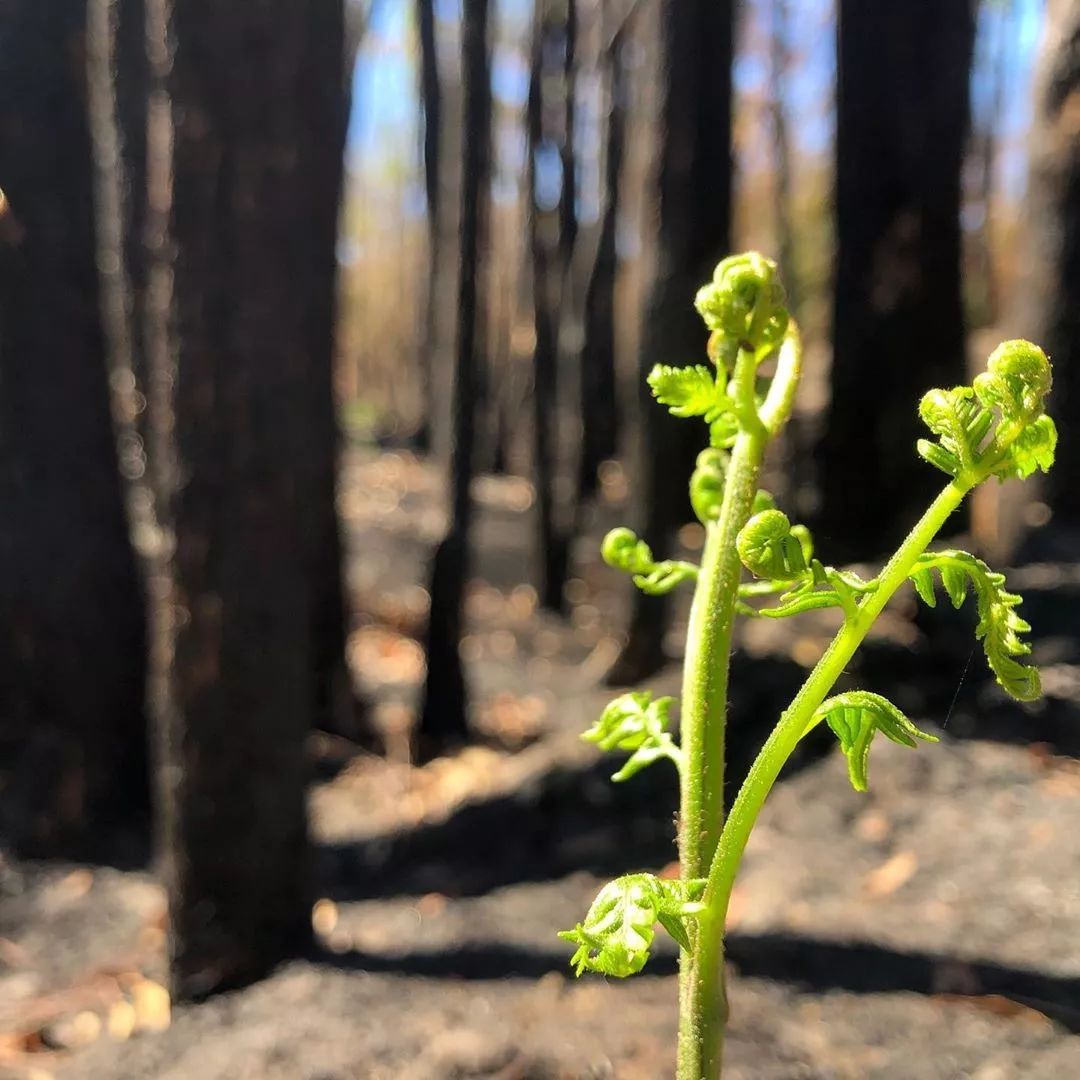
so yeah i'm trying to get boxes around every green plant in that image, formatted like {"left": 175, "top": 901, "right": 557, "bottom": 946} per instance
{"left": 558, "top": 252, "right": 1056, "bottom": 1078}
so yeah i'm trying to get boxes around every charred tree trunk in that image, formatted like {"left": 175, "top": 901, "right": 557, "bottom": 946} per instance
{"left": 559, "top": 0, "right": 579, "bottom": 265}
{"left": 419, "top": 0, "right": 491, "bottom": 750}
{"left": 577, "top": 6, "right": 630, "bottom": 506}
{"left": 137, "top": 0, "right": 349, "bottom": 1000}
{"left": 0, "top": 0, "right": 148, "bottom": 854}
{"left": 414, "top": 0, "right": 440, "bottom": 453}
{"left": 612, "top": 0, "right": 733, "bottom": 682}
{"left": 528, "top": 2, "right": 571, "bottom": 612}
{"left": 1027, "top": 0, "right": 1080, "bottom": 524}
{"left": 818, "top": 0, "right": 975, "bottom": 559}
{"left": 769, "top": 0, "right": 797, "bottom": 315}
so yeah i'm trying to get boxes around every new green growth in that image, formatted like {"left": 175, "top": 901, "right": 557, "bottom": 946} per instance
{"left": 559, "top": 253, "right": 1057, "bottom": 1079}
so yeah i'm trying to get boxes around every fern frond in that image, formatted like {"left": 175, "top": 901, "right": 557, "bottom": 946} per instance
{"left": 910, "top": 550, "right": 1040, "bottom": 701}
{"left": 815, "top": 690, "right": 938, "bottom": 792}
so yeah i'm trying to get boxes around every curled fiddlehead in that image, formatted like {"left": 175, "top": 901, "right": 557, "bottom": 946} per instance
{"left": 601, "top": 527, "right": 698, "bottom": 596}
{"left": 558, "top": 874, "right": 706, "bottom": 977}
{"left": 582, "top": 691, "right": 683, "bottom": 782}
{"left": 814, "top": 691, "right": 938, "bottom": 792}
{"left": 734, "top": 510, "right": 874, "bottom": 620}
{"left": 917, "top": 339, "right": 1056, "bottom": 483}
{"left": 694, "top": 252, "right": 789, "bottom": 363}
{"left": 735, "top": 509, "right": 809, "bottom": 581}
{"left": 909, "top": 550, "right": 1040, "bottom": 701}
{"left": 689, "top": 448, "right": 728, "bottom": 524}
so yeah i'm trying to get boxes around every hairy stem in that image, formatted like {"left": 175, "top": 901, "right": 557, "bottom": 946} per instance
{"left": 677, "top": 327, "right": 801, "bottom": 1080}
{"left": 677, "top": 427, "right": 762, "bottom": 1079}
{"left": 703, "top": 478, "right": 970, "bottom": 933}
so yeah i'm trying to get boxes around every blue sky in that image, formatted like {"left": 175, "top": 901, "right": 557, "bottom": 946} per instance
{"left": 347, "top": 0, "right": 1047, "bottom": 206}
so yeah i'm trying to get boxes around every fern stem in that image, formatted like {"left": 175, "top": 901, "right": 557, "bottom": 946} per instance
{"left": 676, "top": 425, "right": 764, "bottom": 1080}
{"left": 702, "top": 478, "right": 969, "bottom": 937}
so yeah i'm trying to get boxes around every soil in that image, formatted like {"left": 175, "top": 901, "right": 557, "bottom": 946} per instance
{"left": 3, "top": 449, "right": 1080, "bottom": 1079}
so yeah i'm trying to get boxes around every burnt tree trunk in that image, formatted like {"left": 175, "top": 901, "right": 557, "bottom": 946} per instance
{"left": 613, "top": 0, "right": 733, "bottom": 682}
{"left": 577, "top": 5, "right": 630, "bottom": 506}
{"left": 414, "top": 0, "right": 440, "bottom": 453}
{"left": 529, "top": 1, "right": 571, "bottom": 612}
{"left": 818, "top": 0, "right": 975, "bottom": 559}
{"left": 138, "top": 0, "right": 349, "bottom": 1000}
{"left": 769, "top": 0, "right": 797, "bottom": 315}
{"left": 1027, "top": 0, "right": 1080, "bottom": 524}
{"left": 419, "top": 0, "right": 491, "bottom": 750}
{"left": 0, "top": 0, "right": 148, "bottom": 854}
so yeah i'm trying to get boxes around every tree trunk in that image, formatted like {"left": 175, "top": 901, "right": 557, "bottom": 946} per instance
{"left": 414, "top": 0, "right": 440, "bottom": 453}
{"left": 140, "top": 0, "right": 348, "bottom": 1000}
{"left": 818, "top": 0, "right": 975, "bottom": 559}
{"left": 613, "top": 0, "right": 733, "bottom": 682}
{"left": 529, "top": 1, "right": 572, "bottom": 612}
{"left": 769, "top": 0, "right": 797, "bottom": 316}
{"left": 577, "top": 3, "right": 630, "bottom": 506}
{"left": 419, "top": 0, "right": 491, "bottom": 750}
{"left": 0, "top": 0, "right": 148, "bottom": 854}
{"left": 1026, "top": 0, "right": 1080, "bottom": 524}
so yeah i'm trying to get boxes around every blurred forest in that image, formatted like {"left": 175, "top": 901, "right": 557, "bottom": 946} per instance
{"left": 1, "top": 0, "right": 1080, "bottom": 1075}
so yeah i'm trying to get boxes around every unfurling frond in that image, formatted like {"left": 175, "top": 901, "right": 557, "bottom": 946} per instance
{"left": 815, "top": 691, "right": 938, "bottom": 792}
{"left": 918, "top": 339, "right": 1055, "bottom": 483}
{"left": 582, "top": 692, "right": 682, "bottom": 781}
{"left": 600, "top": 527, "right": 698, "bottom": 596}
{"left": 694, "top": 252, "right": 789, "bottom": 361}
{"left": 559, "top": 874, "right": 705, "bottom": 977}
{"left": 909, "top": 550, "right": 1041, "bottom": 701}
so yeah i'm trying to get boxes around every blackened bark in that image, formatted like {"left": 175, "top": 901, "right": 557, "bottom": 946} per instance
{"left": 769, "top": 0, "right": 797, "bottom": 315}
{"left": 528, "top": 3, "right": 571, "bottom": 612}
{"left": 818, "top": 1, "right": 975, "bottom": 559}
{"left": 414, "top": 0, "right": 440, "bottom": 453}
{"left": 303, "top": 0, "right": 357, "bottom": 742}
{"left": 559, "top": 0, "right": 579, "bottom": 265}
{"left": 1027, "top": 0, "right": 1080, "bottom": 523}
{"left": 0, "top": 0, "right": 148, "bottom": 853}
{"left": 419, "top": 0, "right": 491, "bottom": 749}
{"left": 577, "top": 8, "right": 629, "bottom": 504}
{"left": 142, "top": 0, "right": 349, "bottom": 1000}
{"left": 613, "top": 0, "right": 733, "bottom": 682}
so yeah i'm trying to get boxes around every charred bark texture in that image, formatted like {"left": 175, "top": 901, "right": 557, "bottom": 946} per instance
{"left": 1027, "top": 0, "right": 1080, "bottom": 523}
{"left": 419, "top": 0, "right": 491, "bottom": 749}
{"left": 818, "top": 0, "right": 975, "bottom": 559}
{"left": 577, "top": 8, "right": 630, "bottom": 505}
{"left": 0, "top": 0, "right": 148, "bottom": 854}
{"left": 414, "top": 0, "right": 440, "bottom": 453}
{"left": 529, "top": 2, "right": 571, "bottom": 612}
{"left": 141, "top": 0, "right": 349, "bottom": 999}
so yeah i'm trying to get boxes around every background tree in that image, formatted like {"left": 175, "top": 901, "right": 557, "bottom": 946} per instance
{"left": 614, "top": 0, "right": 734, "bottom": 681}
{"left": 414, "top": 0, "right": 441, "bottom": 453}
{"left": 134, "top": 0, "right": 350, "bottom": 999}
{"left": 419, "top": 0, "right": 492, "bottom": 749}
{"left": 0, "top": 0, "right": 147, "bottom": 854}
{"left": 576, "top": 0, "right": 630, "bottom": 508}
{"left": 817, "top": 0, "right": 976, "bottom": 558}
{"left": 1026, "top": 0, "right": 1079, "bottom": 525}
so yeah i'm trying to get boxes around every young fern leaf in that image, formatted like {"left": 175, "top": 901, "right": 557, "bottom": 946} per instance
{"left": 735, "top": 509, "right": 809, "bottom": 581}
{"left": 916, "top": 387, "right": 994, "bottom": 477}
{"left": 648, "top": 364, "right": 730, "bottom": 420}
{"left": 815, "top": 691, "right": 938, "bottom": 792}
{"left": 909, "top": 550, "right": 1041, "bottom": 701}
{"left": 559, "top": 874, "right": 706, "bottom": 977}
{"left": 689, "top": 449, "right": 728, "bottom": 524}
{"left": 918, "top": 340, "right": 1055, "bottom": 483}
{"left": 734, "top": 510, "right": 874, "bottom": 620}
{"left": 694, "top": 252, "right": 789, "bottom": 363}
{"left": 582, "top": 692, "right": 683, "bottom": 781}
{"left": 601, "top": 527, "right": 698, "bottom": 596}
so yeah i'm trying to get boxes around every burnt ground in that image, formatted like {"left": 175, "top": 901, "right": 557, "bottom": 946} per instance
{"left": 3, "top": 449, "right": 1080, "bottom": 1079}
